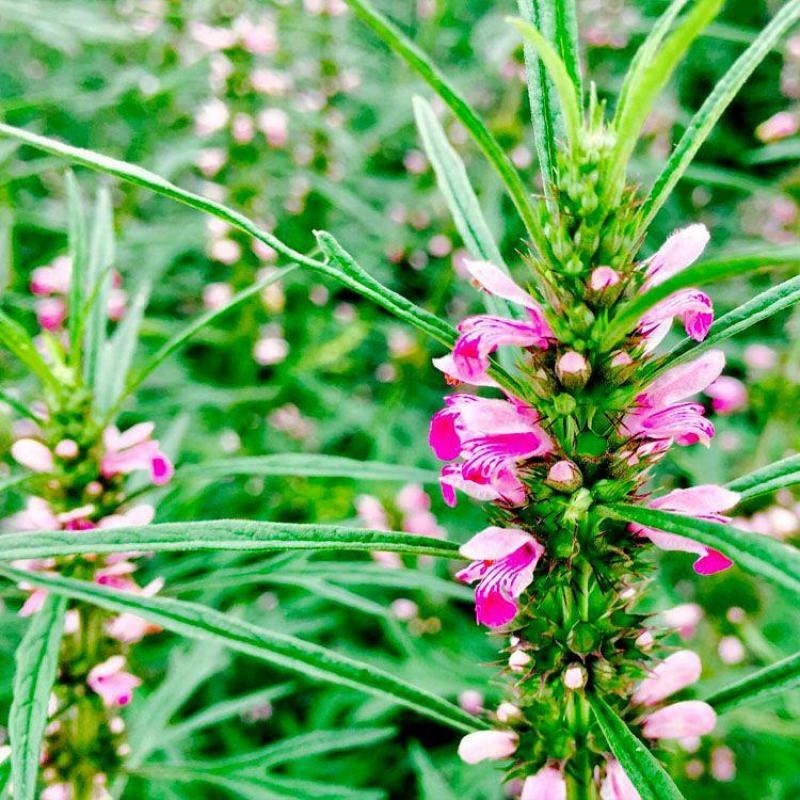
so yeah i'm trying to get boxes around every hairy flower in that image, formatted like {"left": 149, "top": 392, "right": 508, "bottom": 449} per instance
{"left": 456, "top": 527, "right": 544, "bottom": 627}
{"left": 101, "top": 423, "right": 174, "bottom": 486}
{"left": 87, "top": 656, "right": 141, "bottom": 707}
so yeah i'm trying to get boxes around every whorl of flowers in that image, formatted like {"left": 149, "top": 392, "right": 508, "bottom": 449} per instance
{"left": 427, "top": 121, "right": 739, "bottom": 797}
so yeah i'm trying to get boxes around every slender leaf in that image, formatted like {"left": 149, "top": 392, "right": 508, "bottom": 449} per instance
{"left": 601, "top": 249, "right": 800, "bottom": 350}
{"left": 122, "top": 265, "right": 296, "bottom": 403}
{"left": 604, "top": 504, "right": 800, "bottom": 594}
{"left": 509, "top": 19, "right": 581, "bottom": 148}
{"left": 647, "top": 275, "right": 800, "bottom": 379}
{"left": 589, "top": 695, "right": 686, "bottom": 800}
{"left": 410, "top": 741, "right": 459, "bottom": 800}
{"left": 159, "top": 683, "right": 295, "bottom": 749}
{"left": 0, "top": 310, "right": 59, "bottom": 392}
{"left": 640, "top": 0, "right": 800, "bottom": 230}
{"left": 553, "top": 0, "right": 582, "bottom": 98}
{"left": 0, "top": 566, "right": 484, "bottom": 733}
{"left": 9, "top": 595, "right": 67, "bottom": 800}
{"left": 83, "top": 185, "right": 114, "bottom": 389}
{"left": 65, "top": 171, "right": 87, "bottom": 362}
{"left": 341, "top": 0, "right": 542, "bottom": 246}
{"left": 0, "top": 389, "right": 42, "bottom": 422}
{"left": 176, "top": 453, "right": 439, "bottom": 485}
{"left": 517, "top": 0, "right": 561, "bottom": 188}
{"left": 608, "top": 0, "right": 723, "bottom": 191}
{"left": 204, "top": 727, "right": 395, "bottom": 771}
{"left": 727, "top": 454, "right": 800, "bottom": 500}
{"left": 0, "top": 519, "right": 463, "bottom": 562}
{"left": 705, "top": 651, "right": 800, "bottom": 713}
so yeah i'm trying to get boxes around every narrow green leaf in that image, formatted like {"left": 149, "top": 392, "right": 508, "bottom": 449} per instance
{"left": 608, "top": 0, "right": 723, "bottom": 191}
{"left": 640, "top": 0, "right": 800, "bottom": 231}
{"left": 615, "top": 0, "right": 691, "bottom": 129}
{"left": 553, "top": 0, "right": 582, "bottom": 98}
{"left": 517, "top": 0, "right": 561, "bottom": 189}
{"left": 0, "top": 519, "right": 463, "bottom": 562}
{"left": 122, "top": 265, "right": 296, "bottom": 405}
{"left": 0, "top": 566, "right": 484, "bottom": 734}
{"left": 341, "top": 0, "right": 543, "bottom": 247}
{"left": 95, "top": 279, "right": 150, "bottom": 414}
{"left": 589, "top": 695, "right": 686, "bottom": 800}
{"left": 705, "top": 651, "right": 800, "bottom": 713}
{"left": 410, "top": 741, "right": 459, "bottom": 800}
{"left": 604, "top": 504, "right": 800, "bottom": 594}
{"left": 0, "top": 389, "right": 42, "bottom": 423}
{"left": 159, "top": 683, "right": 295, "bottom": 749}
{"left": 0, "top": 311, "right": 59, "bottom": 392}
{"left": 601, "top": 250, "right": 800, "bottom": 351}
{"left": 83, "top": 185, "right": 114, "bottom": 389}
{"left": 205, "top": 727, "right": 395, "bottom": 771}
{"left": 509, "top": 18, "right": 582, "bottom": 148}
{"left": 176, "top": 454, "right": 439, "bottom": 485}
{"left": 9, "top": 595, "right": 67, "bottom": 800}
{"left": 65, "top": 170, "right": 87, "bottom": 363}
{"left": 727, "top": 454, "right": 800, "bottom": 500}
{"left": 412, "top": 96, "right": 504, "bottom": 267}
{"left": 646, "top": 275, "right": 800, "bottom": 380}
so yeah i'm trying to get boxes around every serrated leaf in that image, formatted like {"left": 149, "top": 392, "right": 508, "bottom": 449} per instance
{"left": 640, "top": 0, "right": 800, "bottom": 231}
{"left": 589, "top": 695, "right": 686, "bottom": 800}
{"left": 9, "top": 595, "right": 67, "bottom": 800}
{"left": 0, "top": 566, "right": 484, "bottom": 734}
{"left": 727, "top": 454, "right": 800, "bottom": 500}
{"left": 647, "top": 275, "right": 800, "bottom": 379}
{"left": 705, "top": 651, "right": 800, "bottom": 713}
{"left": 175, "top": 453, "right": 439, "bottom": 485}
{"left": 0, "top": 520, "right": 463, "bottom": 562}
{"left": 604, "top": 503, "right": 800, "bottom": 594}
{"left": 601, "top": 248, "right": 800, "bottom": 350}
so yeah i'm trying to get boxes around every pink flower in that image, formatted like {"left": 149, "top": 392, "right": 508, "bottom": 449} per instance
{"left": 756, "top": 110, "right": 799, "bottom": 142}
{"left": 105, "top": 577, "right": 164, "bottom": 644}
{"left": 87, "top": 656, "right": 141, "bottom": 707}
{"left": 448, "top": 260, "right": 552, "bottom": 383}
{"left": 705, "top": 376, "right": 747, "bottom": 415}
{"left": 101, "top": 423, "right": 174, "bottom": 486}
{"left": 521, "top": 766, "right": 567, "bottom": 800}
{"left": 590, "top": 267, "right": 621, "bottom": 291}
{"left": 36, "top": 297, "right": 68, "bottom": 331}
{"left": 457, "top": 729, "right": 518, "bottom": 764}
{"left": 631, "top": 485, "right": 740, "bottom": 575}
{"left": 621, "top": 351, "right": 725, "bottom": 448}
{"left": 641, "top": 700, "right": 716, "bottom": 739}
{"left": 11, "top": 439, "right": 54, "bottom": 472}
{"left": 632, "top": 650, "right": 702, "bottom": 706}
{"left": 600, "top": 759, "right": 640, "bottom": 800}
{"left": 660, "top": 603, "right": 703, "bottom": 640}
{"left": 637, "top": 225, "right": 713, "bottom": 351}
{"left": 41, "top": 784, "right": 71, "bottom": 800}
{"left": 430, "top": 394, "right": 553, "bottom": 507}
{"left": 31, "top": 256, "right": 71, "bottom": 296}
{"left": 456, "top": 527, "right": 544, "bottom": 628}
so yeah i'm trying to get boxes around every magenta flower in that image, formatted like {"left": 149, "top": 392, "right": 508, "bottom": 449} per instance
{"left": 449, "top": 259, "right": 552, "bottom": 383}
{"left": 456, "top": 526, "right": 544, "bottom": 627}
{"left": 457, "top": 729, "right": 518, "bottom": 764}
{"left": 637, "top": 225, "right": 714, "bottom": 351}
{"left": 430, "top": 394, "right": 553, "bottom": 506}
{"left": 631, "top": 485, "right": 740, "bottom": 575}
{"left": 621, "top": 351, "right": 725, "bottom": 449}
{"left": 600, "top": 759, "right": 640, "bottom": 800}
{"left": 521, "top": 765, "right": 567, "bottom": 800}
{"left": 704, "top": 376, "right": 747, "bottom": 415}
{"left": 101, "top": 423, "right": 174, "bottom": 486}
{"left": 87, "top": 656, "right": 141, "bottom": 707}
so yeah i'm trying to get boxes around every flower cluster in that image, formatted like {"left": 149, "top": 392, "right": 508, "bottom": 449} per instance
{"left": 428, "top": 208, "right": 741, "bottom": 795}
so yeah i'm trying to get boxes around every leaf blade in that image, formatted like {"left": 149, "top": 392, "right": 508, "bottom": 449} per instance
{"left": 726, "top": 454, "right": 800, "bottom": 500}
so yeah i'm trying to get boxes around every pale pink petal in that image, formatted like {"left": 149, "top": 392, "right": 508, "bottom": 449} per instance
{"left": 639, "top": 351, "right": 725, "bottom": 408}
{"left": 459, "top": 526, "right": 533, "bottom": 560}
{"left": 633, "top": 650, "right": 703, "bottom": 706}
{"left": 464, "top": 259, "right": 540, "bottom": 310}
{"left": 457, "top": 730, "right": 518, "bottom": 764}
{"left": 432, "top": 354, "right": 499, "bottom": 387}
{"left": 11, "top": 439, "right": 54, "bottom": 472}
{"left": 642, "top": 701, "right": 716, "bottom": 739}
{"left": 600, "top": 759, "right": 641, "bottom": 800}
{"left": 705, "top": 377, "right": 747, "bottom": 414}
{"left": 521, "top": 766, "right": 567, "bottom": 800}
{"left": 643, "top": 225, "right": 710, "bottom": 287}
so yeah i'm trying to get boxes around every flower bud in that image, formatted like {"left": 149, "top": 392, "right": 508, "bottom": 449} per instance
{"left": 632, "top": 650, "right": 702, "bottom": 706}
{"left": 563, "top": 663, "right": 587, "bottom": 690}
{"left": 605, "top": 350, "right": 635, "bottom": 385}
{"left": 508, "top": 649, "right": 532, "bottom": 672}
{"left": 587, "top": 266, "right": 623, "bottom": 306}
{"left": 496, "top": 702, "right": 522, "bottom": 724}
{"left": 457, "top": 730, "right": 517, "bottom": 764}
{"left": 704, "top": 376, "right": 747, "bottom": 415}
{"left": 545, "top": 460, "right": 583, "bottom": 493}
{"left": 556, "top": 351, "right": 591, "bottom": 390}
{"left": 521, "top": 766, "right": 567, "bottom": 800}
{"left": 641, "top": 701, "right": 716, "bottom": 739}
{"left": 711, "top": 746, "right": 736, "bottom": 782}
{"left": 54, "top": 439, "right": 79, "bottom": 459}
{"left": 458, "top": 690, "right": 483, "bottom": 715}
{"left": 11, "top": 439, "right": 54, "bottom": 472}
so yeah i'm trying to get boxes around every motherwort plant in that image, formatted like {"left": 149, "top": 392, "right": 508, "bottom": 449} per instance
{"left": 0, "top": 2, "right": 799, "bottom": 799}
